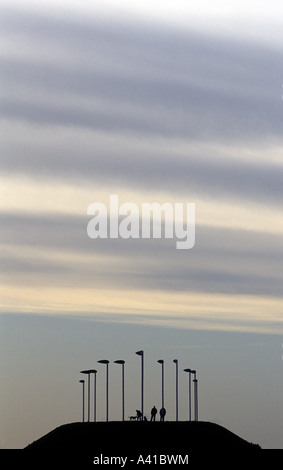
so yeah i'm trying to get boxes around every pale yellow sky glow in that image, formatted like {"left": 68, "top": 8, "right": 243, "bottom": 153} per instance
{"left": 1, "top": 284, "right": 283, "bottom": 334}
{"left": 2, "top": 174, "right": 283, "bottom": 235}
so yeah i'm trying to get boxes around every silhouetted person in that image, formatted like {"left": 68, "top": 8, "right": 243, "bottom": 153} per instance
{"left": 136, "top": 410, "right": 142, "bottom": 421}
{"left": 160, "top": 407, "right": 166, "bottom": 421}
{"left": 150, "top": 406, "right": 157, "bottom": 421}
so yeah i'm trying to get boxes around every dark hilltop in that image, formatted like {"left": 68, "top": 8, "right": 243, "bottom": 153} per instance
{"left": 23, "top": 420, "right": 261, "bottom": 466}
{"left": 26, "top": 421, "right": 260, "bottom": 452}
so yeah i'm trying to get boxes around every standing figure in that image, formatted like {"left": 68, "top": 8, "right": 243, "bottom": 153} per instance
{"left": 150, "top": 406, "right": 157, "bottom": 421}
{"left": 160, "top": 407, "right": 166, "bottom": 421}
{"left": 136, "top": 410, "right": 142, "bottom": 421}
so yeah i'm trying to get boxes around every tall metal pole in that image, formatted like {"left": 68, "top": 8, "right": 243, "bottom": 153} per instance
{"left": 97, "top": 360, "right": 110, "bottom": 422}
{"left": 191, "top": 369, "right": 195, "bottom": 419}
{"left": 191, "top": 370, "right": 198, "bottom": 421}
{"left": 173, "top": 359, "right": 178, "bottom": 422}
{"left": 193, "top": 378, "right": 198, "bottom": 421}
{"left": 94, "top": 371, "right": 97, "bottom": 422}
{"left": 114, "top": 360, "right": 125, "bottom": 421}
{"left": 136, "top": 350, "right": 144, "bottom": 420}
{"left": 183, "top": 369, "right": 192, "bottom": 421}
{"left": 106, "top": 362, "right": 109, "bottom": 421}
{"left": 88, "top": 370, "right": 97, "bottom": 422}
{"left": 80, "top": 370, "right": 91, "bottom": 422}
{"left": 87, "top": 373, "right": 90, "bottom": 421}
{"left": 122, "top": 362, "right": 125, "bottom": 421}
{"left": 157, "top": 360, "right": 164, "bottom": 409}
{"left": 79, "top": 380, "right": 85, "bottom": 423}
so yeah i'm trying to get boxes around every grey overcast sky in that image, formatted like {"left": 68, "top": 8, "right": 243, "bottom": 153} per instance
{"left": 1, "top": 0, "right": 283, "bottom": 449}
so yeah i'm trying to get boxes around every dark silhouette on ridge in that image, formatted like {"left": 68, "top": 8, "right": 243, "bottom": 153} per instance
{"left": 150, "top": 406, "right": 157, "bottom": 421}
{"left": 136, "top": 409, "right": 142, "bottom": 421}
{"left": 160, "top": 406, "right": 166, "bottom": 421}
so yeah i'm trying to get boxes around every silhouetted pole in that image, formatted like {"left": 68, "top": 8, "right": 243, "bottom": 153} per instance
{"left": 191, "top": 370, "right": 198, "bottom": 421}
{"left": 157, "top": 360, "right": 164, "bottom": 409}
{"left": 193, "top": 378, "right": 198, "bottom": 421}
{"left": 114, "top": 360, "right": 125, "bottom": 421}
{"left": 97, "top": 360, "right": 109, "bottom": 422}
{"left": 88, "top": 369, "right": 97, "bottom": 422}
{"left": 79, "top": 379, "right": 85, "bottom": 422}
{"left": 135, "top": 350, "right": 144, "bottom": 420}
{"left": 80, "top": 370, "right": 91, "bottom": 422}
{"left": 173, "top": 359, "right": 178, "bottom": 422}
{"left": 93, "top": 370, "right": 97, "bottom": 422}
{"left": 183, "top": 368, "right": 192, "bottom": 421}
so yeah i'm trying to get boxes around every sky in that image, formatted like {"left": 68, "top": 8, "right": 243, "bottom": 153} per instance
{"left": 0, "top": 0, "right": 283, "bottom": 449}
